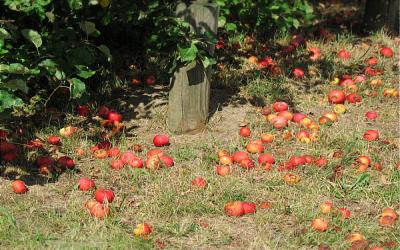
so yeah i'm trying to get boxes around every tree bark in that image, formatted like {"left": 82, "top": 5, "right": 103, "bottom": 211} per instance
{"left": 364, "top": 0, "right": 399, "bottom": 35}
{"left": 167, "top": 1, "right": 219, "bottom": 134}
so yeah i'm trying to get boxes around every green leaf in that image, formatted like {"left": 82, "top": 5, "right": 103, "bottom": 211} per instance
{"left": 68, "top": 0, "right": 83, "bottom": 10}
{"left": 178, "top": 43, "right": 198, "bottom": 62}
{"left": 75, "top": 65, "right": 96, "bottom": 79}
{"left": 70, "top": 78, "right": 86, "bottom": 99}
{"left": 55, "top": 70, "right": 66, "bottom": 80}
{"left": 79, "top": 21, "right": 100, "bottom": 36}
{"left": 0, "top": 90, "right": 23, "bottom": 112}
{"left": 97, "top": 45, "right": 112, "bottom": 62}
{"left": 21, "top": 29, "right": 42, "bottom": 49}
{"left": 4, "top": 79, "right": 28, "bottom": 94}
{"left": 218, "top": 16, "right": 226, "bottom": 28}
{"left": 292, "top": 19, "right": 300, "bottom": 29}
{"left": 225, "top": 23, "right": 237, "bottom": 32}
{"left": 201, "top": 57, "right": 216, "bottom": 68}
{"left": 39, "top": 59, "right": 58, "bottom": 74}
{"left": 0, "top": 28, "right": 11, "bottom": 41}
{"left": 0, "top": 63, "right": 31, "bottom": 74}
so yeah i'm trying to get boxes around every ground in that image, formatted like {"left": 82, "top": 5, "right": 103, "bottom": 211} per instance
{"left": 1, "top": 3, "right": 400, "bottom": 250}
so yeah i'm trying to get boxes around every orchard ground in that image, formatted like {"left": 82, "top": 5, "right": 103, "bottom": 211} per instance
{"left": 1, "top": 12, "right": 400, "bottom": 250}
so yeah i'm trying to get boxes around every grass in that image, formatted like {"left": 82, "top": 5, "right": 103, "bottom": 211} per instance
{"left": 1, "top": 15, "right": 400, "bottom": 250}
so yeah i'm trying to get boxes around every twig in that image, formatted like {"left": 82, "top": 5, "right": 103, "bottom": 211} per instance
{"left": 0, "top": 20, "right": 15, "bottom": 24}
{"left": 44, "top": 84, "right": 69, "bottom": 107}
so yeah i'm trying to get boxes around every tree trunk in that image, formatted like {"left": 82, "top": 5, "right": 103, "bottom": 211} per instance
{"left": 167, "top": 1, "right": 219, "bottom": 134}
{"left": 364, "top": 0, "right": 399, "bottom": 35}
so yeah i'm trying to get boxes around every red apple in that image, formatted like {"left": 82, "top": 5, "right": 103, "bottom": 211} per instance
{"left": 321, "top": 201, "right": 334, "bottom": 214}
{"left": 95, "top": 189, "right": 115, "bottom": 203}
{"left": 160, "top": 155, "right": 174, "bottom": 168}
{"left": 78, "top": 178, "right": 95, "bottom": 191}
{"left": 346, "top": 93, "right": 361, "bottom": 103}
{"left": 153, "top": 134, "right": 170, "bottom": 147}
{"left": 278, "top": 111, "right": 293, "bottom": 121}
{"left": 363, "top": 130, "right": 379, "bottom": 141}
{"left": 272, "top": 101, "right": 289, "bottom": 112}
{"left": 292, "top": 68, "right": 305, "bottom": 78}
{"left": 107, "top": 112, "right": 122, "bottom": 122}
{"left": 120, "top": 151, "right": 136, "bottom": 164}
{"left": 0, "top": 129, "right": 8, "bottom": 140}
{"left": 337, "top": 49, "right": 351, "bottom": 59}
{"left": 232, "top": 151, "right": 249, "bottom": 163}
{"left": 309, "top": 47, "right": 321, "bottom": 61}
{"left": 354, "top": 75, "right": 366, "bottom": 83}
{"left": 260, "top": 133, "right": 274, "bottom": 143}
{"left": 365, "top": 111, "right": 378, "bottom": 120}
{"left": 191, "top": 177, "right": 207, "bottom": 188}
{"left": 224, "top": 201, "right": 244, "bottom": 217}
{"left": 134, "top": 223, "right": 153, "bottom": 236}
{"left": 293, "top": 113, "right": 307, "bottom": 123}
{"left": 47, "top": 136, "right": 61, "bottom": 145}
{"left": 356, "top": 156, "right": 371, "bottom": 166}
{"left": 328, "top": 90, "right": 346, "bottom": 104}
{"left": 239, "top": 127, "right": 251, "bottom": 137}
{"left": 219, "top": 155, "right": 233, "bottom": 165}
{"left": 258, "top": 153, "right": 275, "bottom": 165}
{"left": 146, "top": 156, "right": 161, "bottom": 170}
{"left": 90, "top": 202, "right": 110, "bottom": 219}
{"left": 95, "top": 141, "right": 112, "bottom": 150}
{"left": 128, "top": 157, "right": 143, "bottom": 168}
{"left": 242, "top": 202, "right": 257, "bottom": 214}
{"left": 338, "top": 208, "right": 350, "bottom": 218}
{"left": 311, "top": 218, "right": 328, "bottom": 232}
{"left": 107, "top": 147, "right": 120, "bottom": 158}
{"left": 57, "top": 156, "right": 75, "bottom": 169}
{"left": 289, "top": 155, "right": 306, "bottom": 167}
{"left": 145, "top": 75, "right": 156, "bottom": 85}
{"left": 36, "top": 156, "right": 54, "bottom": 167}
{"left": 239, "top": 158, "right": 255, "bottom": 170}
{"left": 76, "top": 105, "right": 90, "bottom": 117}
{"left": 146, "top": 149, "right": 163, "bottom": 158}
{"left": 11, "top": 180, "right": 28, "bottom": 194}
{"left": 216, "top": 165, "right": 231, "bottom": 176}
{"left": 110, "top": 159, "right": 125, "bottom": 170}
{"left": 380, "top": 47, "right": 393, "bottom": 58}
{"left": 271, "top": 116, "right": 288, "bottom": 129}
{"left": 246, "top": 142, "right": 264, "bottom": 154}
{"left": 97, "top": 105, "right": 110, "bottom": 118}
{"left": 315, "top": 157, "right": 328, "bottom": 168}
{"left": 367, "top": 57, "right": 378, "bottom": 66}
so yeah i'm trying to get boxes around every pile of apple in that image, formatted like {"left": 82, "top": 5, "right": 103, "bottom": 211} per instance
{"left": 311, "top": 201, "right": 398, "bottom": 249}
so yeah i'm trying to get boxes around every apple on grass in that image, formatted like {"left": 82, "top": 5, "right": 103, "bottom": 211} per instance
{"left": 12, "top": 180, "right": 28, "bottom": 194}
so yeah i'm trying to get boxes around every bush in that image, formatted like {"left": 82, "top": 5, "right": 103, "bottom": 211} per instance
{"left": 0, "top": 0, "right": 313, "bottom": 117}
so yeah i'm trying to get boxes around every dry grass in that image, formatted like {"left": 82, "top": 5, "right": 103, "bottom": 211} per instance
{"left": 1, "top": 30, "right": 399, "bottom": 250}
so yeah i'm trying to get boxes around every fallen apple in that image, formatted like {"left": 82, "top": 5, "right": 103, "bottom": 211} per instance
{"left": 95, "top": 189, "right": 115, "bottom": 203}
{"left": 11, "top": 180, "right": 28, "bottom": 194}
{"left": 78, "top": 178, "right": 95, "bottom": 191}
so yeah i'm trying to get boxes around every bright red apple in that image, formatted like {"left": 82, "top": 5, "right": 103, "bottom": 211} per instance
{"left": 380, "top": 47, "right": 393, "bottom": 58}
{"left": 153, "top": 134, "right": 170, "bottom": 147}
{"left": 95, "top": 189, "right": 115, "bottom": 203}
{"left": 272, "top": 101, "right": 289, "bottom": 112}
{"left": 224, "top": 201, "right": 244, "bottom": 217}
{"left": 239, "top": 127, "right": 251, "bottom": 137}
{"left": 363, "top": 130, "right": 379, "bottom": 141}
{"left": 328, "top": 90, "right": 346, "bottom": 104}
{"left": 11, "top": 180, "right": 28, "bottom": 194}
{"left": 107, "top": 112, "right": 122, "bottom": 123}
